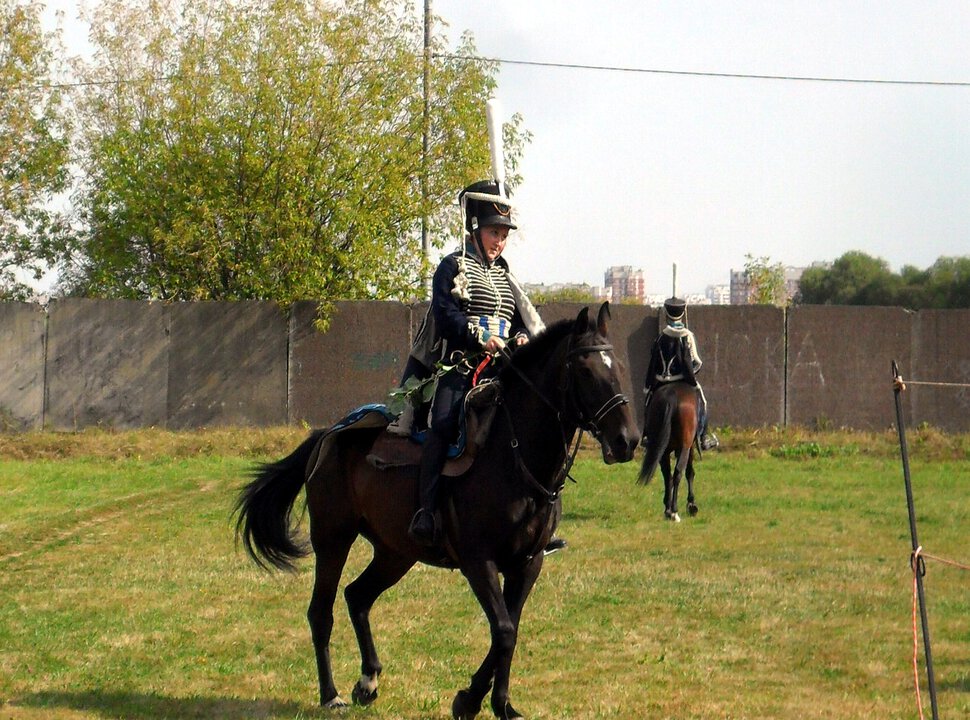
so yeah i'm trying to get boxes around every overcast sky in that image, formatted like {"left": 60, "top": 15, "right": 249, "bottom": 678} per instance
{"left": 435, "top": 2, "right": 970, "bottom": 295}
{"left": 45, "top": 1, "right": 970, "bottom": 296}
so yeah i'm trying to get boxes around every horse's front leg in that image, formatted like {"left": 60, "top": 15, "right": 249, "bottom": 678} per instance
{"left": 454, "top": 558, "right": 534, "bottom": 720}
{"left": 490, "top": 553, "right": 543, "bottom": 719}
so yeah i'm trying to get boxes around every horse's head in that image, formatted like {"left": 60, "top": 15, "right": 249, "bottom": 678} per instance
{"left": 563, "top": 302, "right": 639, "bottom": 464}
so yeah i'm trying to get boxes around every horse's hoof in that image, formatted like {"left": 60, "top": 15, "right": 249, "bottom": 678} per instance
{"left": 688, "top": 502, "right": 698, "bottom": 516}
{"left": 501, "top": 701, "right": 525, "bottom": 720}
{"left": 323, "top": 695, "right": 349, "bottom": 709}
{"left": 452, "top": 689, "right": 482, "bottom": 719}
{"left": 665, "top": 512, "right": 681, "bottom": 522}
{"left": 351, "top": 681, "right": 378, "bottom": 706}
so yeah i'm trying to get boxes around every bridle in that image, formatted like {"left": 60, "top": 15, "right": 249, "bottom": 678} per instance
{"left": 563, "top": 341, "right": 630, "bottom": 440}
{"left": 496, "top": 334, "right": 630, "bottom": 503}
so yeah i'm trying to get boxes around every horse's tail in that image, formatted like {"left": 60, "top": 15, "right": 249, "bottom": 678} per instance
{"left": 234, "top": 429, "right": 326, "bottom": 572}
{"left": 638, "top": 397, "right": 673, "bottom": 485}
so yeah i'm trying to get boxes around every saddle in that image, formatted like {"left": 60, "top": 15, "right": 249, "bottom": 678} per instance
{"left": 366, "top": 381, "right": 503, "bottom": 477}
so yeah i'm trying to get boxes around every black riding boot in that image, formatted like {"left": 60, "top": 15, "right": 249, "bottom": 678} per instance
{"left": 408, "top": 430, "right": 449, "bottom": 546}
{"left": 696, "top": 396, "right": 719, "bottom": 450}
{"left": 639, "top": 389, "right": 654, "bottom": 447}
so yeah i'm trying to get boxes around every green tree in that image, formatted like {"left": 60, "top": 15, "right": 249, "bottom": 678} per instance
{"left": 796, "top": 251, "right": 970, "bottom": 308}
{"left": 743, "top": 254, "right": 786, "bottom": 306}
{"left": 0, "top": 0, "right": 71, "bottom": 300}
{"left": 62, "top": 0, "right": 528, "bottom": 320}
{"left": 924, "top": 256, "right": 970, "bottom": 308}
{"left": 798, "top": 251, "right": 892, "bottom": 305}
{"left": 528, "top": 285, "right": 599, "bottom": 305}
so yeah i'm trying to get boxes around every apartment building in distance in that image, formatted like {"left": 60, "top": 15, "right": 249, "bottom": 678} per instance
{"left": 604, "top": 266, "right": 646, "bottom": 304}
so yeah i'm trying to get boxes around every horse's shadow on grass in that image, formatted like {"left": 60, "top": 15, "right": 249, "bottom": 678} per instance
{"left": 16, "top": 690, "right": 314, "bottom": 719}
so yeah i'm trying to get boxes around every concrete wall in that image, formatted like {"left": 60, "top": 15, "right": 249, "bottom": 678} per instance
{"left": 910, "top": 309, "right": 970, "bottom": 432}
{"left": 0, "top": 302, "right": 46, "bottom": 430}
{"left": 289, "top": 301, "right": 409, "bottom": 427}
{"left": 787, "top": 306, "right": 913, "bottom": 430}
{"left": 45, "top": 299, "right": 169, "bottom": 430}
{"left": 0, "top": 299, "right": 966, "bottom": 431}
{"left": 167, "top": 301, "right": 288, "bottom": 429}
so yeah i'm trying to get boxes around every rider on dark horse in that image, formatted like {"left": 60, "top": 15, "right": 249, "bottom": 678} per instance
{"left": 397, "top": 179, "right": 545, "bottom": 547}
{"left": 642, "top": 296, "right": 719, "bottom": 452}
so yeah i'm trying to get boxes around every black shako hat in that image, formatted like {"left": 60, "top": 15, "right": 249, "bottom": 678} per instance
{"left": 459, "top": 180, "right": 516, "bottom": 232}
{"left": 663, "top": 296, "right": 687, "bottom": 320}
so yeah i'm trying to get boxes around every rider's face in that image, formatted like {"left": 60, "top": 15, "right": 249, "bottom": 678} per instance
{"left": 477, "top": 225, "right": 509, "bottom": 262}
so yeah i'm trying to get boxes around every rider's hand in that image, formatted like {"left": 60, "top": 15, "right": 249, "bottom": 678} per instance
{"left": 512, "top": 334, "right": 529, "bottom": 348}
{"left": 484, "top": 335, "right": 507, "bottom": 356}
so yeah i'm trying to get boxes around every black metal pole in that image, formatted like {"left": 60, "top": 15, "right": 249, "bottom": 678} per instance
{"left": 891, "top": 360, "right": 939, "bottom": 720}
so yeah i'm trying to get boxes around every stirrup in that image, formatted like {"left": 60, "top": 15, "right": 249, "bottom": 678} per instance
{"left": 543, "top": 537, "right": 568, "bottom": 556}
{"left": 700, "top": 432, "right": 719, "bottom": 451}
{"left": 407, "top": 508, "right": 439, "bottom": 546}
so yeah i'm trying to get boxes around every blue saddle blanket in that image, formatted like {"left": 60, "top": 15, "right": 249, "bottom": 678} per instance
{"left": 330, "top": 403, "right": 465, "bottom": 459}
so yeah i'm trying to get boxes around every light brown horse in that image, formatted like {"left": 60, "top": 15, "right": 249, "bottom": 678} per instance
{"left": 235, "top": 302, "right": 639, "bottom": 719}
{"left": 638, "top": 381, "right": 700, "bottom": 521}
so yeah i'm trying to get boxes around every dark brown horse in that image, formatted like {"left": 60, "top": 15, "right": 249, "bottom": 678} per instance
{"left": 638, "top": 381, "right": 699, "bottom": 521}
{"left": 235, "top": 302, "right": 639, "bottom": 719}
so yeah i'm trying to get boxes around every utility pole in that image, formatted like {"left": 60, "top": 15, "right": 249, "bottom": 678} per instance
{"left": 421, "top": 0, "right": 432, "bottom": 297}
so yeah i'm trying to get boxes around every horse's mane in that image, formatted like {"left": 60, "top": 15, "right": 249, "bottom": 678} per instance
{"left": 501, "top": 316, "right": 592, "bottom": 377}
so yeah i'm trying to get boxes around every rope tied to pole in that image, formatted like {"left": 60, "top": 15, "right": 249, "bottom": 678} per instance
{"left": 893, "top": 372, "right": 970, "bottom": 390}
{"left": 907, "top": 542, "right": 969, "bottom": 720}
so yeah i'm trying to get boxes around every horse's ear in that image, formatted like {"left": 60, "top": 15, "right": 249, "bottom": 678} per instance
{"left": 597, "top": 301, "right": 612, "bottom": 337}
{"left": 573, "top": 306, "right": 590, "bottom": 334}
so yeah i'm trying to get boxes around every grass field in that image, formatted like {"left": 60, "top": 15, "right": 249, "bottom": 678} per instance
{"left": 0, "top": 427, "right": 967, "bottom": 719}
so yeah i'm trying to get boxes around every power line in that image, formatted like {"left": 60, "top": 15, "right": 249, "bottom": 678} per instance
{"left": 437, "top": 52, "right": 970, "bottom": 87}
{"left": 14, "top": 52, "right": 970, "bottom": 92}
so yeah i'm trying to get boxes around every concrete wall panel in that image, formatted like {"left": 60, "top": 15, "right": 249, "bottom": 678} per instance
{"left": 45, "top": 299, "right": 168, "bottom": 430}
{"left": 910, "top": 309, "right": 970, "bottom": 432}
{"left": 695, "top": 305, "right": 786, "bottom": 428}
{"left": 167, "top": 301, "right": 287, "bottom": 428}
{"left": 289, "top": 300, "right": 409, "bottom": 427}
{"left": 787, "top": 305, "right": 913, "bottom": 430}
{"left": 0, "top": 302, "right": 46, "bottom": 430}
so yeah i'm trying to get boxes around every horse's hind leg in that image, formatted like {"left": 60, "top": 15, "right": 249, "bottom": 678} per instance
{"left": 660, "top": 454, "right": 677, "bottom": 521}
{"left": 686, "top": 451, "right": 698, "bottom": 516}
{"left": 307, "top": 528, "right": 357, "bottom": 708}
{"left": 345, "top": 548, "right": 415, "bottom": 706}
{"left": 666, "top": 448, "right": 691, "bottom": 522}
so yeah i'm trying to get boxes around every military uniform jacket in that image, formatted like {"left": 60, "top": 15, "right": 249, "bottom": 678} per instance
{"left": 409, "top": 247, "right": 545, "bottom": 372}
{"left": 645, "top": 325, "right": 702, "bottom": 390}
